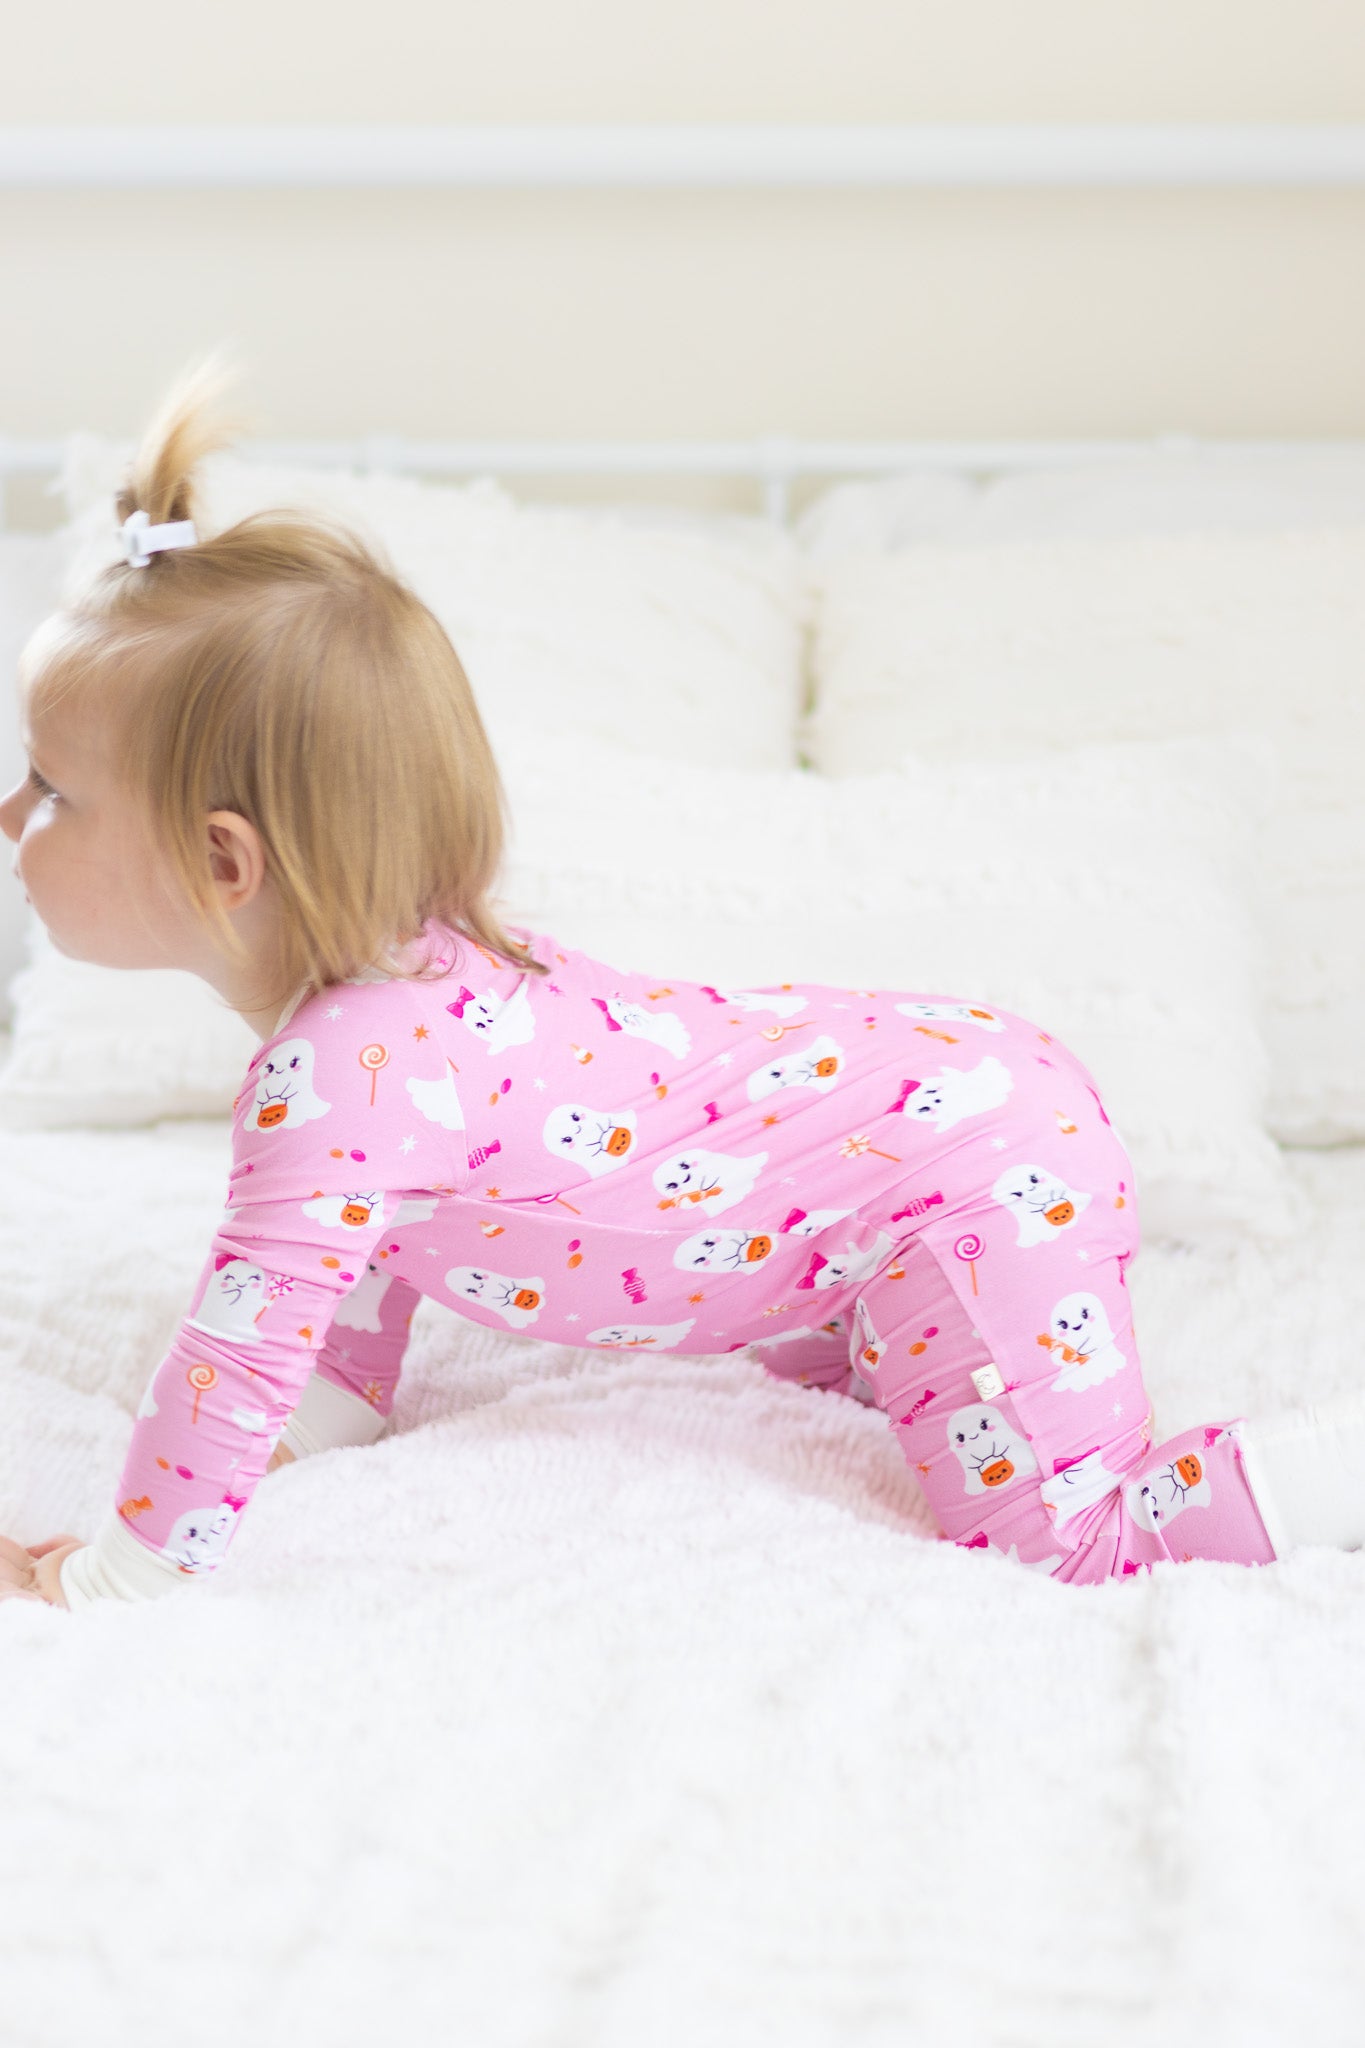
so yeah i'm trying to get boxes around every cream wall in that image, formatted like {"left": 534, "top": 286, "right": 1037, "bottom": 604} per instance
{"left": 3, "top": 2, "right": 1365, "bottom": 522}
{"left": 6, "top": 0, "right": 1365, "bottom": 122}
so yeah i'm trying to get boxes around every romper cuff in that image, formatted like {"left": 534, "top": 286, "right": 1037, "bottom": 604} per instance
{"left": 59, "top": 1512, "right": 190, "bottom": 1608}
{"left": 279, "top": 1373, "right": 390, "bottom": 1460}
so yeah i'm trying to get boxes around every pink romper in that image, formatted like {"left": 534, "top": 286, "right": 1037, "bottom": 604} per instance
{"left": 112, "top": 922, "right": 1278, "bottom": 1585}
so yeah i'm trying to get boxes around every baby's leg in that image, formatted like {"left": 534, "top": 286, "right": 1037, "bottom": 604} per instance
{"left": 853, "top": 1229, "right": 1278, "bottom": 1582}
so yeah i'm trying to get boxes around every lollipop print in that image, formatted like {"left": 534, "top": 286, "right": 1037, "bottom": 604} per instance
{"left": 954, "top": 1232, "right": 984, "bottom": 1297}
{"left": 839, "top": 1132, "right": 902, "bottom": 1164}
{"left": 187, "top": 1363, "right": 218, "bottom": 1425}
{"left": 359, "top": 1042, "right": 389, "bottom": 1107}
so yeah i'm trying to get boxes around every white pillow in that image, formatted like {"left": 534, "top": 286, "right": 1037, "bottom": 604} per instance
{"left": 55, "top": 435, "right": 807, "bottom": 774}
{"left": 798, "top": 447, "right": 1365, "bottom": 561}
{"left": 0, "top": 532, "right": 68, "bottom": 1025}
{"left": 0, "top": 916, "right": 257, "bottom": 1129}
{"left": 800, "top": 525, "right": 1365, "bottom": 1147}
{"left": 493, "top": 729, "right": 1301, "bottom": 1246}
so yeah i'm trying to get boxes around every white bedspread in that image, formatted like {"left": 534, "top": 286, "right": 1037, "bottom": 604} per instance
{"left": 2, "top": 1119, "right": 1364, "bottom": 2047}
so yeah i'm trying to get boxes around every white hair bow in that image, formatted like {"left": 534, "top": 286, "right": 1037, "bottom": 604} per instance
{"left": 120, "top": 507, "right": 199, "bottom": 568}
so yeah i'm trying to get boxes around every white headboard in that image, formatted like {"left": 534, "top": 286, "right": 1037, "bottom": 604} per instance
{"left": 3, "top": 123, "right": 1365, "bottom": 188}
{"left": 6, "top": 431, "right": 1365, "bottom": 529}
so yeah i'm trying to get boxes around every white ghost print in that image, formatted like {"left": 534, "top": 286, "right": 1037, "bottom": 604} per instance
{"left": 653, "top": 1147, "right": 768, "bottom": 1217}
{"left": 250, "top": 1038, "right": 331, "bottom": 1132}
{"left": 889, "top": 1055, "right": 1014, "bottom": 1134}
{"left": 673, "top": 1227, "right": 777, "bottom": 1275}
{"left": 230, "top": 1407, "right": 274, "bottom": 1435}
{"left": 447, "top": 981, "right": 537, "bottom": 1055}
{"left": 331, "top": 1261, "right": 396, "bottom": 1336}
{"left": 799, "top": 1230, "right": 894, "bottom": 1293}
{"left": 406, "top": 1071, "right": 466, "bottom": 1130}
{"left": 543, "top": 1102, "right": 638, "bottom": 1177}
{"left": 851, "top": 1293, "right": 888, "bottom": 1376}
{"left": 189, "top": 1256, "right": 273, "bottom": 1346}
{"left": 779, "top": 1206, "right": 855, "bottom": 1237}
{"left": 301, "top": 1190, "right": 387, "bottom": 1232}
{"left": 895, "top": 1001, "right": 1006, "bottom": 1034}
{"left": 1039, "top": 1449, "right": 1126, "bottom": 1528}
{"left": 947, "top": 1404, "right": 1040, "bottom": 1496}
{"left": 585, "top": 1320, "right": 699, "bottom": 1349}
{"left": 444, "top": 1265, "right": 545, "bottom": 1329}
{"left": 592, "top": 994, "right": 691, "bottom": 1060}
{"left": 162, "top": 1503, "right": 240, "bottom": 1574}
{"left": 746, "top": 1035, "right": 846, "bottom": 1102}
{"left": 1043, "top": 1292, "right": 1128, "bottom": 1393}
{"left": 705, "top": 987, "right": 809, "bottom": 1019}
{"left": 1126, "top": 1452, "right": 1212, "bottom": 1534}
{"left": 992, "top": 1162, "right": 1092, "bottom": 1248}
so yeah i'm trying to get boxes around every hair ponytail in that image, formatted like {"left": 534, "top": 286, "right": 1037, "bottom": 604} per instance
{"left": 114, "top": 345, "right": 250, "bottom": 534}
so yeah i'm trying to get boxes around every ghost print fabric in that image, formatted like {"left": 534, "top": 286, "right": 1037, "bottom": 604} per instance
{"left": 113, "top": 923, "right": 1277, "bottom": 1585}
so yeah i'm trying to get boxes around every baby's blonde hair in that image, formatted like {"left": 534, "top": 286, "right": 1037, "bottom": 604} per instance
{"left": 21, "top": 348, "right": 547, "bottom": 1018}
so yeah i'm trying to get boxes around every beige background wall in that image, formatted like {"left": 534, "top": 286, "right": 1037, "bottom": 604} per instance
{"left": 3, "top": 1, "right": 1365, "bottom": 522}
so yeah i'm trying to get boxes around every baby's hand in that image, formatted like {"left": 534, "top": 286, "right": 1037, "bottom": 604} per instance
{"left": 0, "top": 1533, "right": 83, "bottom": 1608}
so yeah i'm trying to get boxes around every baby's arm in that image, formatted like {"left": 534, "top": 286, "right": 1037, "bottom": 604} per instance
{"left": 58, "top": 1021, "right": 436, "bottom": 1607}
{"left": 273, "top": 1275, "right": 421, "bottom": 1465}
{"left": 59, "top": 1192, "right": 410, "bottom": 1607}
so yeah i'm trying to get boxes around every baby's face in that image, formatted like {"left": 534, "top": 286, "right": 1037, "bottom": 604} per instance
{"left": 0, "top": 693, "right": 198, "bottom": 973}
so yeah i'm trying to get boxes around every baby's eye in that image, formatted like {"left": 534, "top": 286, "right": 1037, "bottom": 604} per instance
{"left": 25, "top": 766, "right": 57, "bottom": 799}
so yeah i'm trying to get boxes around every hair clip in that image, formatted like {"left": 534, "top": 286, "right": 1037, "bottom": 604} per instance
{"left": 120, "top": 507, "right": 199, "bottom": 568}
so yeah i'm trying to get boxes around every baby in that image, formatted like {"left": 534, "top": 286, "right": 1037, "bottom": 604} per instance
{"left": 2, "top": 353, "right": 1360, "bottom": 1608}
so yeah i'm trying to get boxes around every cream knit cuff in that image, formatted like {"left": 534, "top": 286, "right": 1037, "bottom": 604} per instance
{"left": 59, "top": 1512, "right": 190, "bottom": 1608}
{"left": 279, "top": 1372, "right": 390, "bottom": 1461}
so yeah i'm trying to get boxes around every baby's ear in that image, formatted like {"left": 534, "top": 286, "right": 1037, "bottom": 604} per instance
{"left": 205, "top": 810, "right": 267, "bottom": 905}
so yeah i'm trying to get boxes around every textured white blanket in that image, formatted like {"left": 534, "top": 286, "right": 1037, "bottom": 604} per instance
{"left": 2, "top": 1120, "right": 1364, "bottom": 2047}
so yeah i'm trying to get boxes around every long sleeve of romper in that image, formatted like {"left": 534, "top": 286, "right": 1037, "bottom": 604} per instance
{"left": 276, "top": 1278, "right": 423, "bottom": 1461}
{"left": 61, "top": 985, "right": 462, "bottom": 1607}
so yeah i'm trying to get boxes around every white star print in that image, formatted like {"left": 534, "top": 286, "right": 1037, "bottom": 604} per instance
{"left": 400, "top": 1135, "right": 416, "bottom": 1154}
{"left": 1112, "top": 1402, "right": 1124, "bottom": 1418}
{"left": 325, "top": 1004, "right": 343, "bottom": 1020}
{"left": 714, "top": 1052, "right": 733, "bottom": 1066}
{"left": 533, "top": 1077, "right": 547, "bottom": 1089}
{"left": 566, "top": 1313, "right": 579, "bottom": 1322}
{"left": 990, "top": 1138, "right": 1007, "bottom": 1150}
{"left": 1077, "top": 1250, "right": 1090, "bottom": 1262}
{"left": 426, "top": 1247, "right": 439, "bottom": 1256}
{"left": 831, "top": 1003, "right": 848, "bottom": 1010}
